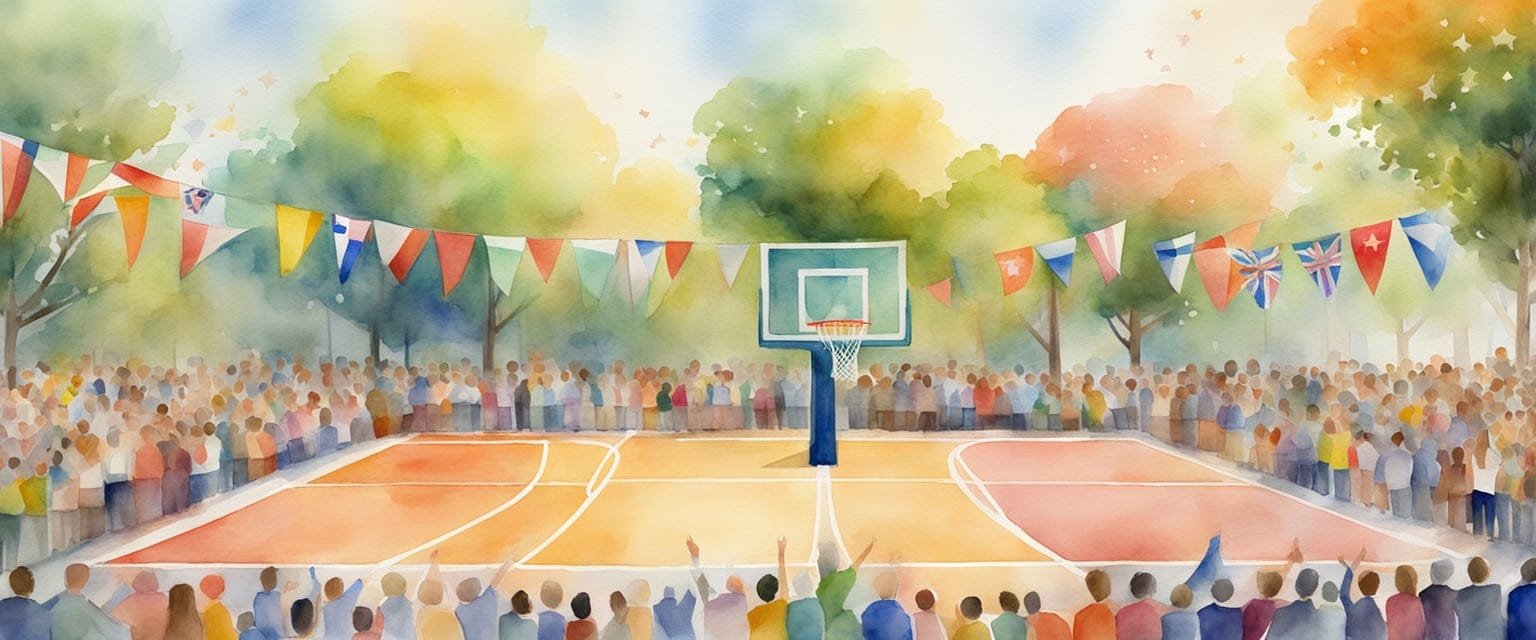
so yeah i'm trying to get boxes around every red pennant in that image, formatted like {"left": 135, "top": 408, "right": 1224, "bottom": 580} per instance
{"left": 2, "top": 141, "right": 34, "bottom": 222}
{"left": 434, "top": 231, "right": 478, "bottom": 296}
{"left": 70, "top": 192, "right": 109, "bottom": 229}
{"left": 1350, "top": 219, "right": 1394, "bottom": 295}
{"left": 110, "top": 163, "right": 180, "bottom": 199}
{"left": 527, "top": 238, "right": 565, "bottom": 282}
{"left": 61, "top": 154, "right": 90, "bottom": 201}
{"left": 994, "top": 247, "right": 1035, "bottom": 296}
{"left": 925, "top": 279, "right": 953, "bottom": 307}
{"left": 664, "top": 241, "right": 693, "bottom": 279}
{"left": 180, "top": 219, "right": 208, "bottom": 279}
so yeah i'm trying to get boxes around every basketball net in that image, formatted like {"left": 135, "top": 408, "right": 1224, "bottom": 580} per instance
{"left": 808, "top": 319, "right": 869, "bottom": 382}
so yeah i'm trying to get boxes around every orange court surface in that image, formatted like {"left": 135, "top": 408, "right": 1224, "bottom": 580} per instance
{"left": 97, "top": 431, "right": 1470, "bottom": 609}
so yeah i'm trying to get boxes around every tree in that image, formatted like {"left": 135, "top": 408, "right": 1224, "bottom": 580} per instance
{"left": 0, "top": 0, "right": 178, "bottom": 385}
{"left": 1023, "top": 85, "right": 1272, "bottom": 366}
{"left": 217, "top": 0, "right": 617, "bottom": 370}
{"left": 694, "top": 47, "right": 961, "bottom": 243}
{"left": 1288, "top": 0, "right": 1536, "bottom": 362}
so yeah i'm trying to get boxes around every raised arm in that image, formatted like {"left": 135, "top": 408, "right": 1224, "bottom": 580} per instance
{"left": 850, "top": 539, "right": 876, "bottom": 571}
{"left": 420, "top": 549, "right": 444, "bottom": 598}
{"left": 777, "top": 537, "right": 788, "bottom": 601}
{"left": 489, "top": 555, "right": 517, "bottom": 592}
{"left": 1276, "top": 538, "right": 1305, "bottom": 577}
{"left": 1337, "top": 547, "right": 1365, "bottom": 608}
{"left": 688, "top": 536, "right": 712, "bottom": 597}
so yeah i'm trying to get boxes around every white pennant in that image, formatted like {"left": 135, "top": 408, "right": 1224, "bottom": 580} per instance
{"left": 716, "top": 243, "right": 750, "bottom": 289}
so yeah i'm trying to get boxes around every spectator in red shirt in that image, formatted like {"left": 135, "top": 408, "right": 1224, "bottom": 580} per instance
{"left": 1073, "top": 570, "right": 1115, "bottom": 640}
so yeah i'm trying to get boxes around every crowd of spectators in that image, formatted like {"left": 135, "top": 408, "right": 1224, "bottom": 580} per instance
{"left": 3, "top": 537, "right": 1536, "bottom": 639}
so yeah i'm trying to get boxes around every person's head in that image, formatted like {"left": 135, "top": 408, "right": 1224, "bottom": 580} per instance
{"left": 512, "top": 590, "right": 533, "bottom": 615}
{"left": 8, "top": 566, "right": 33, "bottom": 597}
{"left": 353, "top": 606, "right": 374, "bottom": 633}
{"left": 457, "top": 578, "right": 483, "bottom": 604}
{"left": 817, "top": 542, "right": 840, "bottom": 577}
{"left": 1321, "top": 581, "right": 1339, "bottom": 603}
{"left": 959, "top": 596, "right": 982, "bottom": 621}
{"left": 998, "top": 591, "right": 1019, "bottom": 614}
{"left": 1022, "top": 591, "right": 1042, "bottom": 615}
{"left": 200, "top": 574, "right": 225, "bottom": 600}
{"left": 64, "top": 563, "right": 91, "bottom": 593}
{"left": 1358, "top": 571, "right": 1381, "bottom": 597}
{"left": 1169, "top": 584, "right": 1193, "bottom": 610}
{"left": 1395, "top": 566, "right": 1417, "bottom": 594}
{"left": 1430, "top": 559, "right": 1454, "bottom": 585}
{"left": 381, "top": 572, "right": 406, "bottom": 597}
{"left": 609, "top": 591, "right": 627, "bottom": 616}
{"left": 417, "top": 579, "right": 444, "bottom": 606}
{"left": 540, "top": 580, "right": 564, "bottom": 609}
{"left": 625, "top": 580, "right": 650, "bottom": 607}
{"left": 571, "top": 592, "right": 592, "bottom": 620}
{"left": 291, "top": 598, "right": 316, "bottom": 637}
{"left": 325, "top": 577, "right": 345, "bottom": 602}
{"left": 169, "top": 583, "right": 197, "bottom": 616}
{"left": 132, "top": 571, "right": 159, "bottom": 594}
{"left": 873, "top": 572, "right": 898, "bottom": 600}
{"left": 1210, "top": 579, "right": 1234, "bottom": 603}
{"left": 1129, "top": 572, "right": 1155, "bottom": 600}
{"left": 915, "top": 589, "right": 936, "bottom": 612}
{"left": 260, "top": 566, "right": 279, "bottom": 591}
{"left": 1473, "top": 556, "right": 1494, "bottom": 584}
{"left": 725, "top": 575, "right": 745, "bottom": 596}
{"left": 237, "top": 612, "right": 255, "bottom": 632}
{"left": 791, "top": 571, "right": 816, "bottom": 599}
{"left": 755, "top": 574, "right": 779, "bottom": 603}
{"left": 1256, "top": 571, "right": 1284, "bottom": 599}
{"left": 1084, "top": 570, "right": 1111, "bottom": 602}
{"left": 1294, "top": 568, "right": 1319, "bottom": 599}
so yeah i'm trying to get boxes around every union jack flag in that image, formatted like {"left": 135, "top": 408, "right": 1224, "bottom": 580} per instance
{"left": 1231, "top": 246, "right": 1282, "bottom": 309}
{"left": 1290, "top": 233, "right": 1343, "bottom": 299}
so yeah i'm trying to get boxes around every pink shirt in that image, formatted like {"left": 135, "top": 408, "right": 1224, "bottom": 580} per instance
{"left": 1386, "top": 593, "right": 1426, "bottom": 640}
{"left": 1115, "top": 599, "right": 1166, "bottom": 640}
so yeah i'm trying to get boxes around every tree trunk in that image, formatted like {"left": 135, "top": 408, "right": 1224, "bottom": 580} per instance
{"left": 3, "top": 292, "right": 18, "bottom": 388}
{"left": 1047, "top": 282, "right": 1061, "bottom": 384}
{"left": 1519, "top": 241, "right": 1533, "bottom": 366}
{"left": 484, "top": 276, "right": 500, "bottom": 373}
{"left": 1397, "top": 319, "right": 1413, "bottom": 364}
{"left": 368, "top": 323, "right": 381, "bottom": 365}
{"left": 1126, "top": 309, "right": 1143, "bottom": 369}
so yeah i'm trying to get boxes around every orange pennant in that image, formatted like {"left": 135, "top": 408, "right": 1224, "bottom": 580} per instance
{"left": 925, "top": 279, "right": 953, "bottom": 307}
{"left": 114, "top": 196, "right": 150, "bottom": 268}
{"left": 527, "top": 238, "right": 565, "bottom": 282}
{"left": 664, "top": 241, "right": 693, "bottom": 279}
{"left": 70, "top": 192, "right": 108, "bottom": 229}
{"left": 434, "top": 231, "right": 478, "bottom": 296}
{"left": 2, "top": 141, "right": 34, "bottom": 223}
{"left": 994, "top": 247, "right": 1035, "bottom": 296}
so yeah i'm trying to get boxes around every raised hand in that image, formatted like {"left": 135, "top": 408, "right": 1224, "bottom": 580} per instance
{"left": 686, "top": 536, "right": 700, "bottom": 558}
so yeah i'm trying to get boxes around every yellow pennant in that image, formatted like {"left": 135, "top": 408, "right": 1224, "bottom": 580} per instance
{"left": 275, "top": 204, "right": 323, "bottom": 276}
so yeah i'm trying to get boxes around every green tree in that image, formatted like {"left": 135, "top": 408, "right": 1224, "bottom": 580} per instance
{"left": 0, "top": 0, "right": 178, "bottom": 385}
{"left": 1288, "top": 0, "right": 1536, "bottom": 362}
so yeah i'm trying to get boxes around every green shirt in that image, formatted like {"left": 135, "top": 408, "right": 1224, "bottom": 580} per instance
{"left": 990, "top": 612, "right": 1028, "bottom": 640}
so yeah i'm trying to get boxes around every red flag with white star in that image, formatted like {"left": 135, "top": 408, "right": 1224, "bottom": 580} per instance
{"left": 1349, "top": 220, "right": 1394, "bottom": 295}
{"left": 995, "top": 247, "right": 1035, "bottom": 295}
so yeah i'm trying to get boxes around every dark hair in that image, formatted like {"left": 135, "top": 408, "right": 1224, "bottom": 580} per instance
{"left": 915, "top": 589, "right": 935, "bottom": 611}
{"left": 998, "top": 591, "right": 1019, "bottom": 613}
{"left": 756, "top": 575, "right": 779, "bottom": 602}
{"left": 1129, "top": 572, "right": 1156, "bottom": 599}
{"left": 291, "top": 599, "right": 316, "bottom": 636}
{"left": 959, "top": 596, "right": 982, "bottom": 620}
{"left": 512, "top": 590, "right": 533, "bottom": 615}
{"left": 8, "top": 566, "right": 33, "bottom": 596}
{"left": 1358, "top": 571, "right": 1381, "bottom": 597}
{"left": 353, "top": 606, "right": 373, "bottom": 632}
{"left": 1022, "top": 591, "right": 1041, "bottom": 614}
{"left": 571, "top": 592, "right": 592, "bottom": 619}
{"left": 1084, "top": 570, "right": 1111, "bottom": 602}
{"left": 1211, "top": 579, "right": 1234, "bottom": 602}
{"left": 1295, "top": 568, "right": 1319, "bottom": 598}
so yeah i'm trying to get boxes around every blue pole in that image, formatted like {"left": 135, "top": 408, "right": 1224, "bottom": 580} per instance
{"left": 808, "top": 345, "right": 837, "bottom": 466}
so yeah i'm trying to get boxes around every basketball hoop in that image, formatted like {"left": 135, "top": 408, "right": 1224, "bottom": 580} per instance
{"left": 807, "top": 319, "right": 870, "bottom": 382}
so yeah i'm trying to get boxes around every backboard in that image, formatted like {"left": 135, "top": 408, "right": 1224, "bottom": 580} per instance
{"left": 759, "top": 241, "right": 910, "bottom": 348}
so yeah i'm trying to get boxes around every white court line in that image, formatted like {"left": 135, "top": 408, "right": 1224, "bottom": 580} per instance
{"left": 87, "top": 435, "right": 415, "bottom": 565}
{"left": 511, "top": 431, "right": 635, "bottom": 567}
{"left": 821, "top": 465, "right": 852, "bottom": 564}
{"left": 1119, "top": 436, "right": 1471, "bottom": 560}
{"left": 371, "top": 440, "right": 552, "bottom": 572}
{"left": 946, "top": 441, "right": 1086, "bottom": 577}
{"left": 808, "top": 466, "right": 825, "bottom": 565}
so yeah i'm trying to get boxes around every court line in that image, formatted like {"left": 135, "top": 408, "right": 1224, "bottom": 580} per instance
{"left": 820, "top": 465, "right": 851, "bottom": 564}
{"left": 511, "top": 430, "right": 635, "bottom": 567}
{"left": 105, "top": 557, "right": 1418, "bottom": 572}
{"left": 370, "top": 440, "right": 552, "bottom": 572}
{"left": 946, "top": 441, "right": 1086, "bottom": 577}
{"left": 808, "top": 466, "right": 825, "bottom": 565}
{"left": 88, "top": 435, "right": 414, "bottom": 566}
{"left": 1118, "top": 436, "right": 1471, "bottom": 560}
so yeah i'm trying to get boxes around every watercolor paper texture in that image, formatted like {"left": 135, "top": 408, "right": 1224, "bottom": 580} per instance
{"left": 0, "top": 0, "right": 1534, "bottom": 637}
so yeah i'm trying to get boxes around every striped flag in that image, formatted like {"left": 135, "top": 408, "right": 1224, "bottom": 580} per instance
{"left": 1035, "top": 237, "right": 1076, "bottom": 286}
{"left": 1398, "top": 211, "right": 1452, "bottom": 289}
{"left": 180, "top": 219, "right": 246, "bottom": 278}
{"left": 331, "top": 214, "right": 372, "bottom": 284}
{"left": 1152, "top": 232, "right": 1196, "bottom": 293}
{"left": 374, "top": 220, "right": 430, "bottom": 283}
{"left": 1084, "top": 220, "right": 1125, "bottom": 283}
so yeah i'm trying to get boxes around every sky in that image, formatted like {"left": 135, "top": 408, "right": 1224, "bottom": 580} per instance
{"left": 151, "top": 0, "right": 1321, "bottom": 181}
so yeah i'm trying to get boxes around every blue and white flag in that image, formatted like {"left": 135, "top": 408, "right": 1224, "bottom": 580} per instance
{"left": 332, "top": 214, "right": 372, "bottom": 284}
{"left": 1398, "top": 210, "right": 1453, "bottom": 289}
{"left": 1035, "top": 237, "right": 1076, "bottom": 286}
{"left": 1291, "top": 233, "right": 1343, "bottom": 299}
{"left": 1233, "top": 246, "right": 1283, "bottom": 309}
{"left": 625, "top": 239, "right": 666, "bottom": 307}
{"left": 1152, "top": 232, "right": 1196, "bottom": 293}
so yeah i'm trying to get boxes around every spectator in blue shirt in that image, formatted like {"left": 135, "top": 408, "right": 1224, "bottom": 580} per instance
{"left": 0, "top": 566, "right": 50, "bottom": 640}
{"left": 500, "top": 591, "right": 538, "bottom": 640}
{"left": 1197, "top": 579, "right": 1241, "bottom": 640}
{"left": 456, "top": 557, "right": 516, "bottom": 640}
{"left": 860, "top": 573, "right": 910, "bottom": 640}
{"left": 1510, "top": 558, "right": 1536, "bottom": 640}
{"left": 654, "top": 585, "right": 697, "bottom": 640}
{"left": 1339, "top": 551, "right": 1386, "bottom": 640}
{"left": 538, "top": 581, "right": 568, "bottom": 640}
{"left": 1452, "top": 556, "right": 1502, "bottom": 640}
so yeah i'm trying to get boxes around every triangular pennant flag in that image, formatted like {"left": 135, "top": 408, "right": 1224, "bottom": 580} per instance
{"left": 1035, "top": 237, "right": 1076, "bottom": 286}
{"left": 114, "top": 195, "right": 150, "bottom": 268}
{"left": 484, "top": 236, "right": 526, "bottom": 295}
{"left": 180, "top": 219, "right": 246, "bottom": 278}
{"left": 1084, "top": 220, "right": 1126, "bottom": 283}
{"left": 994, "top": 247, "right": 1035, "bottom": 295}
{"left": 1398, "top": 211, "right": 1453, "bottom": 289}
{"left": 32, "top": 146, "right": 92, "bottom": 203}
{"left": 1194, "top": 221, "right": 1262, "bottom": 311}
{"left": 626, "top": 240, "right": 665, "bottom": 307}
{"left": 1232, "top": 246, "right": 1283, "bottom": 309}
{"left": 332, "top": 214, "right": 372, "bottom": 284}
{"left": 1291, "top": 234, "right": 1344, "bottom": 298}
{"left": 571, "top": 239, "right": 620, "bottom": 300}
{"left": 949, "top": 254, "right": 968, "bottom": 298}
{"left": 1152, "top": 232, "right": 1196, "bottom": 293}
{"left": 434, "top": 231, "right": 478, "bottom": 296}
{"left": 665, "top": 241, "right": 693, "bottom": 279}
{"left": 527, "top": 238, "right": 565, "bottom": 283}
{"left": 925, "top": 278, "right": 953, "bottom": 307}
{"left": 716, "top": 244, "right": 750, "bottom": 289}
{"left": 373, "top": 220, "right": 430, "bottom": 283}
{"left": 70, "top": 192, "right": 110, "bottom": 229}
{"left": 2, "top": 139, "right": 38, "bottom": 222}
{"left": 1349, "top": 219, "right": 1394, "bottom": 294}
{"left": 275, "top": 204, "right": 324, "bottom": 276}
{"left": 110, "top": 163, "right": 181, "bottom": 199}
{"left": 179, "top": 186, "right": 230, "bottom": 227}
